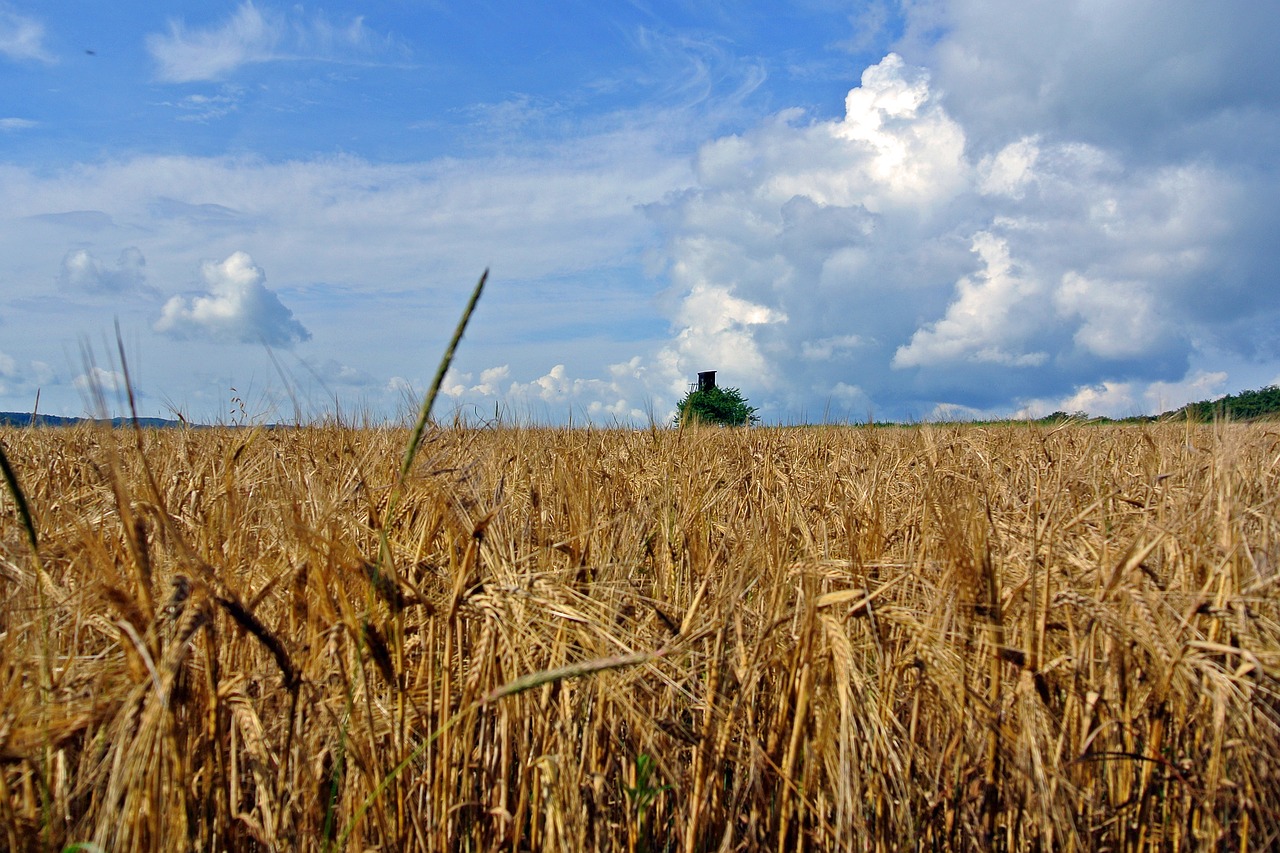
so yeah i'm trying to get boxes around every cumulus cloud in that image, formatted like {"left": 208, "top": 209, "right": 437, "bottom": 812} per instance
{"left": 155, "top": 251, "right": 310, "bottom": 346}
{"left": 0, "top": 9, "right": 55, "bottom": 64}
{"left": 900, "top": 0, "right": 1280, "bottom": 162}
{"left": 893, "top": 232, "right": 1049, "bottom": 369}
{"left": 648, "top": 44, "right": 1280, "bottom": 420}
{"left": 517, "top": 364, "right": 649, "bottom": 421}
{"left": 1142, "top": 370, "right": 1230, "bottom": 414}
{"left": 147, "top": 1, "right": 403, "bottom": 83}
{"left": 978, "top": 136, "right": 1039, "bottom": 198}
{"left": 59, "top": 247, "right": 150, "bottom": 294}
{"left": 304, "top": 358, "right": 376, "bottom": 388}
{"left": 667, "top": 283, "right": 787, "bottom": 386}
{"left": 1053, "top": 273, "right": 1164, "bottom": 360}
{"left": 649, "top": 54, "right": 981, "bottom": 413}
{"left": 439, "top": 361, "right": 655, "bottom": 423}
{"left": 0, "top": 351, "right": 54, "bottom": 397}
{"left": 385, "top": 376, "right": 411, "bottom": 390}
{"left": 442, "top": 365, "right": 511, "bottom": 399}
{"left": 73, "top": 366, "right": 125, "bottom": 394}
{"left": 801, "top": 335, "right": 864, "bottom": 362}
{"left": 1022, "top": 369, "right": 1230, "bottom": 421}
{"left": 829, "top": 54, "right": 967, "bottom": 207}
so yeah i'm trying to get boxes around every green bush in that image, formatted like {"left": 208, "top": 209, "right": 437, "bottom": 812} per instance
{"left": 674, "top": 385, "right": 758, "bottom": 427}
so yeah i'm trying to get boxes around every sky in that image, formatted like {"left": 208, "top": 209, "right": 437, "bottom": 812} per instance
{"left": 2, "top": 1, "right": 1279, "bottom": 425}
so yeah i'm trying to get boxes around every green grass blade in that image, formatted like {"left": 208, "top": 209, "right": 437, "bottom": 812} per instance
{"left": 0, "top": 439, "right": 39, "bottom": 558}
{"left": 398, "top": 268, "right": 488, "bottom": 486}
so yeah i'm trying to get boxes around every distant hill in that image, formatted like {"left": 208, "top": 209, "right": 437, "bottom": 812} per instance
{"left": 0, "top": 412, "right": 190, "bottom": 428}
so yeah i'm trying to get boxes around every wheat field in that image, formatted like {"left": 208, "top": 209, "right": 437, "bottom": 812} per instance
{"left": 1, "top": 420, "right": 1278, "bottom": 851}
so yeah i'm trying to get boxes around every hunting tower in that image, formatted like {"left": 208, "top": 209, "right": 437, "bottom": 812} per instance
{"left": 690, "top": 370, "right": 716, "bottom": 394}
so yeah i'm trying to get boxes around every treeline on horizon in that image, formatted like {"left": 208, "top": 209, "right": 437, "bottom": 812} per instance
{"left": 3, "top": 383, "right": 1280, "bottom": 429}
{"left": 1032, "top": 383, "right": 1280, "bottom": 425}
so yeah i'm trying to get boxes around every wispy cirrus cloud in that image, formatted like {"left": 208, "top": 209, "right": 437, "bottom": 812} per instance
{"left": 168, "top": 90, "right": 243, "bottom": 122}
{"left": 146, "top": 1, "right": 406, "bottom": 83}
{"left": 0, "top": 8, "right": 55, "bottom": 64}
{"left": 147, "top": 2, "right": 278, "bottom": 82}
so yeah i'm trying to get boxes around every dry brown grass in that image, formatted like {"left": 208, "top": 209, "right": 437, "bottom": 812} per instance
{"left": 1, "top": 419, "right": 1278, "bottom": 850}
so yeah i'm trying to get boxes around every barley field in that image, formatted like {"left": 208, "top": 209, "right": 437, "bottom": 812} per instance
{"left": 1, "top": 420, "right": 1278, "bottom": 851}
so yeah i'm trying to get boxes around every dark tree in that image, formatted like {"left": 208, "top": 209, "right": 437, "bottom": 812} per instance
{"left": 674, "top": 385, "right": 758, "bottom": 426}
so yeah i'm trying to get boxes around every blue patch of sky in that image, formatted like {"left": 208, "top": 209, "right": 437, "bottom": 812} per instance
{"left": 3, "top": 2, "right": 897, "bottom": 166}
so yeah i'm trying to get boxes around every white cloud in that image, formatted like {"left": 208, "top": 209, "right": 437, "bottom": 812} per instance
{"left": 73, "top": 366, "right": 125, "bottom": 394}
{"left": 1012, "top": 366, "right": 1232, "bottom": 421}
{"left": 979, "top": 137, "right": 1039, "bottom": 198}
{"left": 1141, "top": 370, "right": 1229, "bottom": 414}
{"left": 1054, "top": 272, "right": 1162, "bottom": 360}
{"left": 0, "top": 117, "right": 37, "bottom": 131}
{"left": 0, "top": 138, "right": 684, "bottom": 290}
{"left": 169, "top": 90, "right": 242, "bottom": 122}
{"left": 664, "top": 281, "right": 787, "bottom": 385}
{"left": 154, "top": 251, "right": 310, "bottom": 346}
{"left": 0, "top": 352, "right": 54, "bottom": 398}
{"left": 928, "top": 401, "right": 986, "bottom": 422}
{"left": 0, "top": 9, "right": 54, "bottom": 64}
{"left": 648, "top": 44, "right": 1280, "bottom": 420}
{"left": 829, "top": 54, "right": 968, "bottom": 208}
{"left": 527, "top": 364, "right": 573, "bottom": 402}
{"left": 474, "top": 365, "right": 509, "bottom": 396}
{"left": 700, "top": 54, "right": 967, "bottom": 215}
{"left": 59, "top": 247, "right": 149, "bottom": 294}
{"left": 500, "top": 362, "right": 652, "bottom": 423}
{"left": 0, "top": 122, "right": 690, "bottom": 418}
{"left": 893, "top": 232, "right": 1048, "bottom": 369}
{"left": 439, "top": 365, "right": 513, "bottom": 400}
{"left": 901, "top": 0, "right": 1280, "bottom": 162}
{"left": 801, "top": 335, "right": 864, "bottom": 362}
{"left": 1057, "top": 382, "right": 1139, "bottom": 419}
{"left": 292, "top": 358, "right": 377, "bottom": 391}
{"left": 385, "top": 376, "right": 415, "bottom": 395}
{"left": 650, "top": 53, "right": 990, "bottom": 417}
{"left": 146, "top": 1, "right": 404, "bottom": 83}
{"left": 147, "top": 2, "right": 279, "bottom": 82}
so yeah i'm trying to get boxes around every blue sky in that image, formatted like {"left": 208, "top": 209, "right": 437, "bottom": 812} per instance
{"left": 2, "top": 1, "right": 1279, "bottom": 424}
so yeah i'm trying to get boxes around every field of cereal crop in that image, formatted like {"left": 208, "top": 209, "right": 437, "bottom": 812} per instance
{"left": 2, "top": 420, "right": 1278, "bottom": 850}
